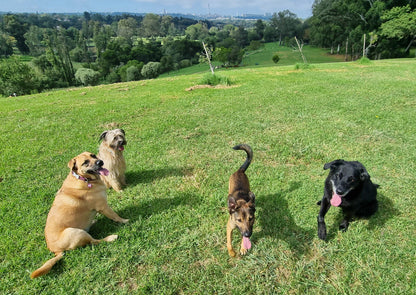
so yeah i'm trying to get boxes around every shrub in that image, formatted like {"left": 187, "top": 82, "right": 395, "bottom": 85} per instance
{"left": 179, "top": 59, "right": 192, "bottom": 69}
{"left": 200, "top": 73, "right": 231, "bottom": 86}
{"left": 141, "top": 62, "right": 161, "bottom": 79}
{"left": 75, "top": 68, "right": 100, "bottom": 86}
{"left": 126, "top": 65, "right": 140, "bottom": 81}
{"left": 272, "top": 53, "right": 280, "bottom": 63}
{"left": 294, "top": 63, "right": 313, "bottom": 70}
{"left": 0, "top": 56, "right": 41, "bottom": 96}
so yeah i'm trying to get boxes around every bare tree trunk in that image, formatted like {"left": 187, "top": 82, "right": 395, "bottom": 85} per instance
{"left": 202, "top": 41, "right": 214, "bottom": 75}
{"left": 295, "top": 36, "right": 307, "bottom": 64}
{"left": 345, "top": 38, "right": 349, "bottom": 61}
{"left": 363, "top": 34, "right": 366, "bottom": 57}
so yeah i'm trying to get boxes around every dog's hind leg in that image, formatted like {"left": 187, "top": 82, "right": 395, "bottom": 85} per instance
{"left": 53, "top": 228, "right": 118, "bottom": 252}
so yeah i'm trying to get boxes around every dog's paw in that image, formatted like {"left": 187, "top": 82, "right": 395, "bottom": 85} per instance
{"left": 120, "top": 218, "right": 129, "bottom": 224}
{"left": 228, "top": 249, "right": 236, "bottom": 257}
{"left": 317, "top": 228, "right": 327, "bottom": 240}
{"left": 103, "top": 234, "right": 118, "bottom": 242}
{"left": 339, "top": 222, "right": 349, "bottom": 232}
{"left": 240, "top": 247, "right": 248, "bottom": 256}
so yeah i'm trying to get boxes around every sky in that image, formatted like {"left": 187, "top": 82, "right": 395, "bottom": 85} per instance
{"left": 1, "top": 0, "right": 314, "bottom": 19}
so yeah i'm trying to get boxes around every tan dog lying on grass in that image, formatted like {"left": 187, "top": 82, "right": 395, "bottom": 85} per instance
{"left": 227, "top": 144, "right": 256, "bottom": 257}
{"left": 98, "top": 129, "right": 127, "bottom": 192}
{"left": 30, "top": 152, "right": 129, "bottom": 279}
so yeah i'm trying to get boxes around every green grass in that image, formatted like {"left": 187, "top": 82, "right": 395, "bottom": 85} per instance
{"left": 161, "top": 43, "right": 344, "bottom": 77}
{"left": 1, "top": 58, "right": 416, "bottom": 294}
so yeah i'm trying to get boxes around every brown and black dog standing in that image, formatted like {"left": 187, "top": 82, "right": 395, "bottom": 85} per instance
{"left": 227, "top": 144, "right": 256, "bottom": 257}
{"left": 30, "top": 152, "right": 129, "bottom": 279}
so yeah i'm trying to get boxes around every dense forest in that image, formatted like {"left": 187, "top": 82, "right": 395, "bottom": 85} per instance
{"left": 0, "top": 0, "right": 415, "bottom": 96}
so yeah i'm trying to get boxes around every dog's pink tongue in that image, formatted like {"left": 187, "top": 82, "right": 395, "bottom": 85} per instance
{"left": 118, "top": 146, "right": 124, "bottom": 151}
{"left": 243, "top": 236, "right": 252, "bottom": 250}
{"left": 99, "top": 168, "right": 109, "bottom": 176}
{"left": 331, "top": 193, "right": 342, "bottom": 207}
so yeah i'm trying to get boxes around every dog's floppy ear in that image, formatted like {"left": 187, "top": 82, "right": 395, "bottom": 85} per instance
{"left": 99, "top": 131, "right": 108, "bottom": 142}
{"left": 228, "top": 196, "right": 236, "bottom": 213}
{"left": 360, "top": 168, "right": 370, "bottom": 181}
{"left": 249, "top": 191, "right": 255, "bottom": 203}
{"left": 324, "top": 159, "right": 344, "bottom": 170}
{"left": 68, "top": 157, "right": 77, "bottom": 171}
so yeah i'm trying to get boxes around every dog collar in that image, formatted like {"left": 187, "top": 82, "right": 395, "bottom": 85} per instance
{"left": 72, "top": 171, "right": 93, "bottom": 188}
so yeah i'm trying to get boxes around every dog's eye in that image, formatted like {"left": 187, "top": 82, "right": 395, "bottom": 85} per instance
{"left": 237, "top": 219, "right": 242, "bottom": 223}
{"left": 82, "top": 160, "right": 90, "bottom": 166}
{"left": 348, "top": 177, "right": 354, "bottom": 183}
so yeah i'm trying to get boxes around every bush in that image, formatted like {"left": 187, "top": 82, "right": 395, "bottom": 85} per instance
{"left": 141, "top": 62, "right": 161, "bottom": 79}
{"left": 272, "top": 54, "right": 280, "bottom": 64}
{"left": 179, "top": 59, "right": 192, "bottom": 69}
{"left": 0, "top": 56, "right": 41, "bottom": 96}
{"left": 294, "top": 63, "right": 313, "bottom": 70}
{"left": 126, "top": 65, "right": 140, "bottom": 81}
{"left": 75, "top": 68, "right": 100, "bottom": 86}
{"left": 200, "top": 73, "right": 231, "bottom": 86}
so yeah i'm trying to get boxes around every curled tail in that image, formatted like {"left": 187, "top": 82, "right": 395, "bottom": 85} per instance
{"left": 30, "top": 252, "right": 64, "bottom": 279}
{"left": 233, "top": 144, "right": 253, "bottom": 173}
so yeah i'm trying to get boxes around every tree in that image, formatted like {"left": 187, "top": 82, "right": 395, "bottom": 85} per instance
{"left": 0, "top": 57, "right": 41, "bottom": 96}
{"left": 117, "top": 17, "right": 138, "bottom": 45}
{"left": 75, "top": 68, "right": 100, "bottom": 86}
{"left": 185, "top": 22, "right": 209, "bottom": 40}
{"left": 0, "top": 31, "right": 14, "bottom": 57}
{"left": 141, "top": 61, "right": 161, "bottom": 79}
{"left": 140, "top": 14, "right": 160, "bottom": 38}
{"left": 380, "top": 5, "right": 416, "bottom": 54}
{"left": 3, "top": 14, "right": 29, "bottom": 54}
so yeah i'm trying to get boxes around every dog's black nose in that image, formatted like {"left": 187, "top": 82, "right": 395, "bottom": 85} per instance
{"left": 336, "top": 189, "right": 344, "bottom": 195}
{"left": 96, "top": 160, "right": 104, "bottom": 166}
{"left": 243, "top": 231, "right": 252, "bottom": 237}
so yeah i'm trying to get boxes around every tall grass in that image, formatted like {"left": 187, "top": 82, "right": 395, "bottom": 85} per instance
{"left": 1, "top": 58, "right": 415, "bottom": 294}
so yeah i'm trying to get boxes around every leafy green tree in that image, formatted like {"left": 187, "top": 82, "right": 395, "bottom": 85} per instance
{"left": 185, "top": 22, "right": 209, "bottom": 40}
{"left": 75, "top": 68, "right": 100, "bottom": 86}
{"left": 254, "top": 19, "right": 265, "bottom": 39}
{"left": 141, "top": 61, "right": 161, "bottom": 79}
{"left": 0, "top": 57, "right": 41, "bottom": 96}
{"left": 140, "top": 14, "right": 160, "bottom": 38}
{"left": 381, "top": 5, "right": 416, "bottom": 54}
{"left": 0, "top": 31, "right": 14, "bottom": 57}
{"left": 3, "top": 14, "right": 29, "bottom": 54}
{"left": 24, "top": 25, "right": 44, "bottom": 56}
{"left": 117, "top": 17, "right": 138, "bottom": 44}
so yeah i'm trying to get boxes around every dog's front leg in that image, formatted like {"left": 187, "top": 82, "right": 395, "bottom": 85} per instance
{"left": 98, "top": 203, "right": 129, "bottom": 224}
{"left": 317, "top": 197, "right": 330, "bottom": 240}
{"left": 227, "top": 218, "right": 236, "bottom": 257}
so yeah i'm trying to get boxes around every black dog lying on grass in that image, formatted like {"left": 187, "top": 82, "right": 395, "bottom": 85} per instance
{"left": 317, "top": 159, "right": 379, "bottom": 240}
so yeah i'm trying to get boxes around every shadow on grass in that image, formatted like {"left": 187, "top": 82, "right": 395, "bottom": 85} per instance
{"left": 125, "top": 166, "right": 193, "bottom": 186}
{"left": 257, "top": 181, "right": 314, "bottom": 257}
{"left": 323, "top": 192, "right": 399, "bottom": 240}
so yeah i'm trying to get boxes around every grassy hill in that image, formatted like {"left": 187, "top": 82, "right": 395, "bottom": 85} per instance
{"left": 1, "top": 58, "right": 415, "bottom": 294}
{"left": 161, "top": 43, "right": 345, "bottom": 77}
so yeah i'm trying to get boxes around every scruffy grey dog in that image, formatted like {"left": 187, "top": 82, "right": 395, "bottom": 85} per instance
{"left": 98, "top": 129, "right": 127, "bottom": 192}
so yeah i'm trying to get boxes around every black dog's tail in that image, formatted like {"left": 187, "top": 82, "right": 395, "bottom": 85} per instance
{"left": 233, "top": 144, "right": 253, "bottom": 173}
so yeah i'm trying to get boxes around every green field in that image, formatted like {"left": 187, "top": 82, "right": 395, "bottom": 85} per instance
{"left": 1, "top": 58, "right": 415, "bottom": 294}
{"left": 161, "top": 43, "right": 345, "bottom": 77}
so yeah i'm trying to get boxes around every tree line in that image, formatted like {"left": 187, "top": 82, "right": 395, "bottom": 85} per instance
{"left": 0, "top": 11, "right": 308, "bottom": 96}
{"left": 308, "top": 0, "right": 416, "bottom": 59}
{"left": 1, "top": 1, "right": 415, "bottom": 97}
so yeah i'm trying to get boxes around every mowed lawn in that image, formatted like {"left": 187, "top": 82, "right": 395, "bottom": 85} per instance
{"left": 1, "top": 58, "right": 415, "bottom": 294}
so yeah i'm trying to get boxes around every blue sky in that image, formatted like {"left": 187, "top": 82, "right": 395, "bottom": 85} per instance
{"left": 1, "top": 0, "right": 314, "bottom": 19}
